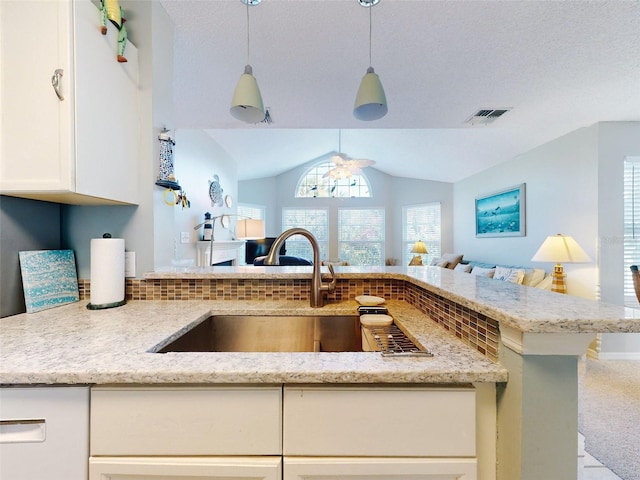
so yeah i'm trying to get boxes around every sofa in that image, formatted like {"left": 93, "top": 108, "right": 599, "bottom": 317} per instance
{"left": 253, "top": 255, "right": 313, "bottom": 266}
{"left": 429, "top": 253, "right": 552, "bottom": 290}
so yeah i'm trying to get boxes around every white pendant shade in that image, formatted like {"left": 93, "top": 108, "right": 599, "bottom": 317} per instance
{"left": 353, "top": 66, "right": 388, "bottom": 121}
{"left": 230, "top": 65, "right": 265, "bottom": 124}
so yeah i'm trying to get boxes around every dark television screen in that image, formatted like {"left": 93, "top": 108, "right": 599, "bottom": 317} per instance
{"left": 245, "top": 237, "right": 286, "bottom": 264}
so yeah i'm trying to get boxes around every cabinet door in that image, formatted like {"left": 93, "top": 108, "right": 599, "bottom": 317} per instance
{"left": 284, "top": 457, "right": 477, "bottom": 480}
{"left": 73, "top": 0, "right": 140, "bottom": 205}
{"left": 91, "top": 386, "right": 282, "bottom": 456}
{"left": 0, "top": 0, "right": 74, "bottom": 192}
{"left": 284, "top": 386, "right": 476, "bottom": 457}
{"left": 0, "top": 0, "right": 139, "bottom": 205}
{"left": 90, "top": 456, "right": 282, "bottom": 480}
{"left": 0, "top": 387, "right": 89, "bottom": 480}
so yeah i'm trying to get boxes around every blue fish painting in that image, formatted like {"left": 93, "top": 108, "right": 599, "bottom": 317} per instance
{"left": 476, "top": 184, "right": 525, "bottom": 237}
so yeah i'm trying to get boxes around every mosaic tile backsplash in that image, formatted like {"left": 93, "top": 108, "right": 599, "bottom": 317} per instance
{"left": 78, "top": 277, "right": 498, "bottom": 362}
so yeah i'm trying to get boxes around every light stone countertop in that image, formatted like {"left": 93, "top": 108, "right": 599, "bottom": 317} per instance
{"left": 148, "top": 265, "right": 640, "bottom": 333}
{"left": 0, "top": 299, "right": 507, "bottom": 386}
{"left": 4, "top": 266, "right": 639, "bottom": 386}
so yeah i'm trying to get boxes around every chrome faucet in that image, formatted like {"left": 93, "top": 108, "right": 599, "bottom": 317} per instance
{"left": 264, "top": 228, "right": 337, "bottom": 307}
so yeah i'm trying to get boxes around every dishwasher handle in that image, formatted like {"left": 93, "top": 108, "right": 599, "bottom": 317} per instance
{"left": 0, "top": 419, "right": 46, "bottom": 443}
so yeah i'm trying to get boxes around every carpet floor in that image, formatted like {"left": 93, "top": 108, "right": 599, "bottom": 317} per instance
{"left": 578, "top": 358, "right": 640, "bottom": 480}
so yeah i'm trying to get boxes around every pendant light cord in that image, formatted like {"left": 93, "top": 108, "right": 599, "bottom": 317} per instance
{"left": 368, "top": 5, "right": 372, "bottom": 67}
{"left": 246, "top": 2, "right": 251, "bottom": 65}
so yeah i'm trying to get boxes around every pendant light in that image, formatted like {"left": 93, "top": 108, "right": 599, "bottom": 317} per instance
{"left": 353, "top": 0, "right": 387, "bottom": 121}
{"left": 230, "top": 0, "right": 265, "bottom": 124}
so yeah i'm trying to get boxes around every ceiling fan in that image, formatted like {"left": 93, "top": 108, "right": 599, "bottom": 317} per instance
{"left": 323, "top": 130, "right": 375, "bottom": 179}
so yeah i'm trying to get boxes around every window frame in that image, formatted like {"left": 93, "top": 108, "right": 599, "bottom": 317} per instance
{"left": 624, "top": 158, "right": 640, "bottom": 306}
{"left": 402, "top": 202, "right": 442, "bottom": 266}
{"left": 295, "top": 160, "right": 372, "bottom": 198}
{"left": 338, "top": 207, "right": 385, "bottom": 266}
{"left": 281, "top": 207, "right": 329, "bottom": 261}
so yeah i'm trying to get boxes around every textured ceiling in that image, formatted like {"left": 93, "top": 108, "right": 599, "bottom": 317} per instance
{"left": 160, "top": 0, "right": 640, "bottom": 182}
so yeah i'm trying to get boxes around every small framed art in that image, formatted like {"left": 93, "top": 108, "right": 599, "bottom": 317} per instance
{"left": 475, "top": 183, "right": 526, "bottom": 237}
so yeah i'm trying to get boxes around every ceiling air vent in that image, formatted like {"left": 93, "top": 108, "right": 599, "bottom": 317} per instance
{"left": 465, "top": 108, "right": 511, "bottom": 126}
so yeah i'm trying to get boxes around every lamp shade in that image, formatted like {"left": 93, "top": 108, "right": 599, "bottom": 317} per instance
{"left": 411, "top": 240, "right": 428, "bottom": 254}
{"left": 353, "top": 67, "right": 388, "bottom": 121}
{"left": 230, "top": 65, "right": 265, "bottom": 123}
{"left": 236, "top": 219, "right": 265, "bottom": 240}
{"left": 531, "top": 234, "right": 592, "bottom": 263}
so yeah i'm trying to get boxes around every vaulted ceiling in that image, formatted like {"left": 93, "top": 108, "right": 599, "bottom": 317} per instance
{"left": 160, "top": 0, "right": 640, "bottom": 182}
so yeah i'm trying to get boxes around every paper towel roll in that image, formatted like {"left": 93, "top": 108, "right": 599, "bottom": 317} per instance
{"left": 88, "top": 237, "right": 125, "bottom": 309}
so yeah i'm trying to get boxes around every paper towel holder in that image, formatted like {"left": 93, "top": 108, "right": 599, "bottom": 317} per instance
{"left": 87, "top": 299, "right": 126, "bottom": 310}
{"left": 87, "top": 233, "right": 127, "bottom": 310}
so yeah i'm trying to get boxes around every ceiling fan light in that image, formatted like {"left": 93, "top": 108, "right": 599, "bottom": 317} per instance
{"left": 230, "top": 65, "right": 265, "bottom": 124}
{"left": 353, "top": 66, "right": 388, "bottom": 121}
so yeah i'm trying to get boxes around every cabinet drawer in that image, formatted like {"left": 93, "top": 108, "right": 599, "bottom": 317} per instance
{"left": 90, "top": 456, "right": 282, "bottom": 480}
{"left": 283, "top": 386, "right": 475, "bottom": 457}
{"left": 91, "top": 386, "right": 281, "bottom": 455}
{"left": 284, "top": 457, "right": 477, "bottom": 480}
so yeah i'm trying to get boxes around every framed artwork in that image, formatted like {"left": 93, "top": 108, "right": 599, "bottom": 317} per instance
{"left": 19, "top": 250, "right": 79, "bottom": 313}
{"left": 475, "top": 183, "right": 526, "bottom": 237}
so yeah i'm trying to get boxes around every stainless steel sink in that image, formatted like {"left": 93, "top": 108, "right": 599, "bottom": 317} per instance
{"left": 156, "top": 315, "right": 362, "bottom": 353}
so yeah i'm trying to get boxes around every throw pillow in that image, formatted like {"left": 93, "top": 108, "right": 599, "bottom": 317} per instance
{"left": 522, "top": 268, "right": 546, "bottom": 287}
{"left": 494, "top": 266, "right": 526, "bottom": 284}
{"left": 454, "top": 263, "right": 472, "bottom": 273}
{"left": 441, "top": 253, "right": 463, "bottom": 269}
{"left": 429, "top": 257, "right": 448, "bottom": 267}
{"left": 470, "top": 266, "right": 496, "bottom": 278}
{"left": 534, "top": 275, "right": 553, "bottom": 290}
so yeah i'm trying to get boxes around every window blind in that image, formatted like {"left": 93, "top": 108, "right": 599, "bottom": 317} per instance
{"left": 624, "top": 158, "right": 640, "bottom": 306}
{"left": 338, "top": 208, "right": 385, "bottom": 265}
{"left": 237, "top": 203, "right": 265, "bottom": 222}
{"left": 403, "top": 203, "right": 442, "bottom": 266}
{"left": 281, "top": 208, "right": 329, "bottom": 260}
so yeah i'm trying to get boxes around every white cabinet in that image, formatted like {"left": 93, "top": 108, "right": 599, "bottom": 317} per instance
{"left": 283, "top": 385, "right": 476, "bottom": 457}
{"left": 90, "top": 386, "right": 282, "bottom": 479}
{"left": 90, "top": 386, "right": 282, "bottom": 456}
{"left": 283, "top": 385, "right": 477, "bottom": 480}
{"left": 90, "top": 456, "right": 282, "bottom": 480}
{"left": 285, "top": 457, "right": 477, "bottom": 480}
{"left": 90, "top": 385, "right": 478, "bottom": 480}
{"left": 0, "top": 0, "right": 140, "bottom": 205}
{"left": 0, "top": 386, "right": 89, "bottom": 480}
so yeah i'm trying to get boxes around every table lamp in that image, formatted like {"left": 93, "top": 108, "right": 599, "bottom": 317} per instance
{"left": 531, "top": 234, "right": 591, "bottom": 294}
{"left": 409, "top": 240, "right": 428, "bottom": 266}
{"left": 235, "top": 219, "right": 265, "bottom": 240}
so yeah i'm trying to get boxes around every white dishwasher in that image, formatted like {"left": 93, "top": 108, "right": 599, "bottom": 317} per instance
{"left": 0, "top": 386, "right": 89, "bottom": 480}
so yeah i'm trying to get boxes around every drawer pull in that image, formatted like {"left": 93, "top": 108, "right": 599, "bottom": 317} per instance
{"left": 51, "top": 69, "right": 64, "bottom": 101}
{"left": 0, "top": 419, "right": 46, "bottom": 443}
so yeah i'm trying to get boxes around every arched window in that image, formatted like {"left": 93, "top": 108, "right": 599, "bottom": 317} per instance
{"left": 295, "top": 161, "right": 372, "bottom": 198}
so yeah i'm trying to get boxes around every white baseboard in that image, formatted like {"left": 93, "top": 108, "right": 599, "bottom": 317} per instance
{"left": 596, "top": 352, "right": 640, "bottom": 360}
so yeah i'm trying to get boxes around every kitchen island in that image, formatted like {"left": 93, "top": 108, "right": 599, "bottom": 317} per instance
{"left": 2, "top": 265, "right": 639, "bottom": 480}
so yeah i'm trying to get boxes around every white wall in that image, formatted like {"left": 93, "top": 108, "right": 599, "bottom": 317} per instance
{"left": 238, "top": 157, "right": 454, "bottom": 262}
{"left": 237, "top": 176, "right": 279, "bottom": 236}
{"left": 390, "top": 176, "right": 454, "bottom": 262}
{"left": 453, "top": 121, "right": 640, "bottom": 357}
{"left": 170, "top": 130, "right": 238, "bottom": 266}
{"left": 596, "top": 122, "right": 640, "bottom": 357}
{"left": 453, "top": 124, "right": 600, "bottom": 299}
